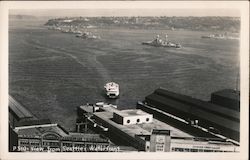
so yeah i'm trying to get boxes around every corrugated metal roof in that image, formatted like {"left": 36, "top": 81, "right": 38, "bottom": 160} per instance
{"left": 154, "top": 88, "right": 239, "bottom": 122}
{"left": 16, "top": 124, "right": 68, "bottom": 137}
{"left": 145, "top": 93, "right": 239, "bottom": 132}
{"left": 9, "top": 95, "right": 34, "bottom": 119}
{"left": 16, "top": 119, "right": 51, "bottom": 127}
{"left": 211, "top": 89, "right": 240, "bottom": 101}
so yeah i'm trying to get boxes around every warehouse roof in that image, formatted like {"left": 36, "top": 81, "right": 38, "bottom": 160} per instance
{"left": 16, "top": 119, "right": 51, "bottom": 127}
{"left": 154, "top": 88, "right": 239, "bottom": 122}
{"left": 15, "top": 123, "right": 69, "bottom": 138}
{"left": 211, "top": 89, "right": 240, "bottom": 101}
{"left": 9, "top": 95, "right": 34, "bottom": 120}
{"left": 145, "top": 93, "right": 239, "bottom": 132}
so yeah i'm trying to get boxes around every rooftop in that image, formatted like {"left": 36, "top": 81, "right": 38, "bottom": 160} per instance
{"left": 16, "top": 119, "right": 51, "bottom": 127}
{"left": 9, "top": 95, "right": 34, "bottom": 120}
{"left": 14, "top": 123, "right": 69, "bottom": 138}
{"left": 114, "top": 109, "right": 151, "bottom": 117}
{"left": 154, "top": 88, "right": 239, "bottom": 122}
{"left": 146, "top": 93, "right": 239, "bottom": 132}
{"left": 211, "top": 89, "right": 240, "bottom": 101}
{"left": 94, "top": 111, "right": 193, "bottom": 138}
{"left": 79, "top": 105, "right": 95, "bottom": 113}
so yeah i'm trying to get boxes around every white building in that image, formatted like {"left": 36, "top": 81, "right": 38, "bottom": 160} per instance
{"left": 113, "top": 109, "right": 153, "bottom": 125}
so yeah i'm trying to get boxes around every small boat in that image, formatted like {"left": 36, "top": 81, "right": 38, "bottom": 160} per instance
{"left": 104, "top": 82, "right": 119, "bottom": 98}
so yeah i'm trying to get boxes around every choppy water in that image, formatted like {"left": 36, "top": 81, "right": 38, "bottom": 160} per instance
{"left": 9, "top": 19, "right": 239, "bottom": 131}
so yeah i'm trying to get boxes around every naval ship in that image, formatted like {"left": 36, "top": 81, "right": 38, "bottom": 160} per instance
{"left": 142, "top": 34, "right": 181, "bottom": 48}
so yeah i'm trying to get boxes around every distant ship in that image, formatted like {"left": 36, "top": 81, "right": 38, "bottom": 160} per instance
{"left": 104, "top": 82, "right": 119, "bottom": 98}
{"left": 201, "top": 33, "right": 239, "bottom": 40}
{"left": 142, "top": 34, "right": 181, "bottom": 48}
{"left": 47, "top": 26, "right": 62, "bottom": 31}
{"left": 61, "top": 27, "right": 76, "bottom": 33}
{"left": 48, "top": 24, "right": 101, "bottom": 40}
{"left": 75, "top": 32, "right": 101, "bottom": 39}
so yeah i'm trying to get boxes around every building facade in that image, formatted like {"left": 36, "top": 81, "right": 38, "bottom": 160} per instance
{"left": 14, "top": 123, "right": 111, "bottom": 152}
{"left": 149, "top": 129, "right": 171, "bottom": 152}
{"left": 9, "top": 96, "right": 114, "bottom": 152}
{"left": 90, "top": 103, "right": 239, "bottom": 152}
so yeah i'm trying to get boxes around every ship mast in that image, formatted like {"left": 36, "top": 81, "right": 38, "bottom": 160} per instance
{"left": 235, "top": 69, "right": 240, "bottom": 91}
{"left": 235, "top": 58, "right": 240, "bottom": 92}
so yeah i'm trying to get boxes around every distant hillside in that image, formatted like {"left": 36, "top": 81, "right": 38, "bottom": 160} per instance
{"left": 45, "top": 16, "right": 240, "bottom": 32}
{"left": 9, "top": 14, "right": 37, "bottom": 20}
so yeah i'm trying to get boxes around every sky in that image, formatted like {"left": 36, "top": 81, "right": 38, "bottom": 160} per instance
{"left": 10, "top": 8, "right": 240, "bottom": 17}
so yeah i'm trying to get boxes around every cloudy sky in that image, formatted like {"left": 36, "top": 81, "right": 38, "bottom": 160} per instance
{"left": 10, "top": 8, "right": 240, "bottom": 17}
{"left": 7, "top": 1, "right": 242, "bottom": 17}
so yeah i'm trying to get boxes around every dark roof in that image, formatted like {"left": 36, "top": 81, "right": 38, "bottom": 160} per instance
{"left": 15, "top": 124, "right": 69, "bottom": 138}
{"left": 145, "top": 93, "right": 239, "bottom": 132}
{"left": 211, "top": 89, "right": 240, "bottom": 101}
{"left": 154, "top": 88, "right": 239, "bottom": 122}
{"left": 152, "top": 129, "right": 170, "bottom": 135}
{"left": 9, "top": 96, "right": 34, "bottom": 120}
{"left": 67, "top": 132, "right": 109, "bottom": 142}
{"left": 16, "top": 119, "right": 51, "bottom": 127}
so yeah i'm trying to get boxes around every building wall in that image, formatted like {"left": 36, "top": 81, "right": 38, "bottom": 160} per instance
{"left": 134, "top": 135, "right": 148, "bottom": 151}
{"left": 9, "top": 111, "right": 18, "bottom": 128}
{"left": 211, "top": 94, "right": 240, "bottom": 111}
{"left": 170, "top": 139, "right": 239, "bottom": 152}
{"left": 113, "top": 113, "right": 123, "bottom": 124}
{"left": 123, "top": 115, "right": 153, "bottom": 125}
{"left": 16, "top": 136, "right": 110, "bottom": 152}
{"left": 113, "top": 112, "right": 153, "bottom": 125}
{"left": 149, "top": 134, "right": 171, "bottom": 152}
{"left": 9, "top": 126, "right": 18, "bottom": 152}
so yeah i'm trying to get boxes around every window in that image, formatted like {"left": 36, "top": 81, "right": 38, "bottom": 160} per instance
{"left": 146, "top": 118, "right": 150, "bottom": 122}
{"left": 204, "top": 150, "right": 213, "bottom": 152}
{"left": 20, "top": 141, "right": 29, "bottom": 145}
{"left": 127, "top": 120, "right": 130, "bottom": 124}
{"left": 62, "top": 143, "right": 72, "bottom": 147}
{"left": 156, "top": 144, "right": 164, "bottom": 152}
{"left": 137, "top": 119, "right": 140, "bottom": 123}
{"left": 173, "top": 148, "right": 184, "bottom": 152}
{"left": 190, "top": 149, "right": 198, "bottom": 152}
{"left": 184, "top": 148, "right": 190, "bottom": 152}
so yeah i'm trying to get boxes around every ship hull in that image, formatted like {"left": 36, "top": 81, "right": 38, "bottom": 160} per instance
{"left": 142, "top": 42, "right": 181, "bottom": 48}
{"left": 104, "top": 82, "right": 119, "bottom": 99}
